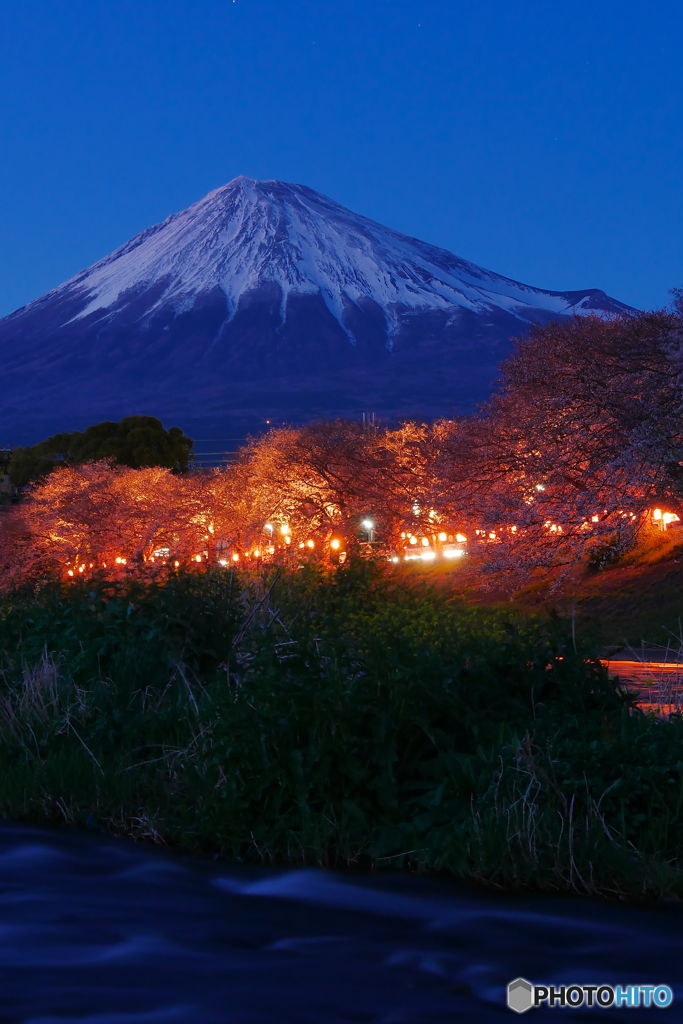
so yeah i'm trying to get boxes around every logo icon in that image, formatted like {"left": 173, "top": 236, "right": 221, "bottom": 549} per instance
{"left": 508, "top": 978, "right": 534, "bottom": 1014}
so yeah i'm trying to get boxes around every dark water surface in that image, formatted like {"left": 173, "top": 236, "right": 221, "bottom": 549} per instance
{"left": 0, "top": 825, "right": 681, "bottom": 1022}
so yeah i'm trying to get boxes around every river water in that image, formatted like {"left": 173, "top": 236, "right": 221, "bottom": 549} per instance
{"left": 0, "top": 824, "right": 681, "bottom": 1022}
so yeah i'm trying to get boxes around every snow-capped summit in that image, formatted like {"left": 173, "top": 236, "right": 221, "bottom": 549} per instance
{"left": 0, "top": 177, "right": 629, "bottom": 443}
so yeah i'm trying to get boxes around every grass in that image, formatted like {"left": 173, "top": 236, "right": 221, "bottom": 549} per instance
{"left": 440, "top": 524, "right": 683, "bottom": 650}
{"left": 1, "top": 560, "right": 683, "bottom": 897}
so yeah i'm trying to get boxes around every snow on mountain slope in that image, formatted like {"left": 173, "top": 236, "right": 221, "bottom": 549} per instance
{"left": 0, "top": 177, "right": 630, "bottom": 443}
{"left": 40, "top": 176, "right": 619, "bottom": 341}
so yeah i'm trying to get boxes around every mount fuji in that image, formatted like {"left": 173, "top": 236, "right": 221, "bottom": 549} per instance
{"left": 0, "top": 176, "right": 629, "bottom": 444}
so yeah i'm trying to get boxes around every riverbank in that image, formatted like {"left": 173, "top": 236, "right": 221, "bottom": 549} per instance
{"left": 1, "top": 562, "right": 682, "bottom": 897}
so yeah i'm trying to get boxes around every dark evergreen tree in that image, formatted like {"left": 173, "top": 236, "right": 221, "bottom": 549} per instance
{"left": 9, "top": 416, "right": 193, "bottom": 488}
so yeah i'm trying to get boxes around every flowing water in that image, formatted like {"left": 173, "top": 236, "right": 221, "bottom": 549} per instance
{"left": 0, "top": 824, "right": 681, "bottom": 1022}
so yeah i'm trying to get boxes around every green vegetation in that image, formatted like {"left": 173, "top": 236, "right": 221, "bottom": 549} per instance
{"left": 1, "top": 561, "right": 683, "bottom": 897}
{"left": 9, "top": 415, "right": 193, "bottom": 488}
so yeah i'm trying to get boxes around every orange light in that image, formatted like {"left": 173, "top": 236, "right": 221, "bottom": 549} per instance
{"left": 654, "top": 508, "right": 663, "bottom": 520}
{"left": 195, "top": 555, "right": 202, "bottom": 563}
{"left": 306, "top": 539, "right": 314, "bottom": 549}
{"left": 409, "top": 536, "right": 418, "bottom": 545}
{"left": 174, "top": 560, "right": 180, "bottom": 567}
{"left": 122, "top": 558, "right": 127, "bottom": 565}
{"left": 299, "top": 542, "right": 305, "bottom": 549}
{"left": 253, "top": 549, "right": 260, "bottom": 557}
{"left": 89, "top": 563, "right": 93, "bottom": 568}
{"left": 438, "top": 532, "right": 447, "bottom": 542}
{"left": 115, "top": 557, "right": 123, "bottom": 564}
{"left": 331, "top": 539, "right": 340, "bottom": 550}
{"left": 285, "top": 536, "right": 291, "bottom": 544}
{"left": 67, "top": 570, "right": 74, "bottom": 577}
{"left": 456, "top": 533, "right": 467, "bottom": 543}
{"left": 421, "top": 537, "right": 429, "bottom": 547}
{"left": 489, "top": 532, "right": 496, "bottom": 540}
{"left": 268, "top": 546, "right": 275, "bottom": 554}
{"left": 149, "top": 556, "right": 155, "bottom": 562}
{"left": 232, "top": 553, "right": 239, "bottom": 561}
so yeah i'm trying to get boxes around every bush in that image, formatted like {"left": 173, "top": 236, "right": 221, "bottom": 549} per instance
{"left": 0, "top": 561, "right": 682, "bottom": 896}
{"left": 585, "top": 531, "right": 636, "bottom": 572}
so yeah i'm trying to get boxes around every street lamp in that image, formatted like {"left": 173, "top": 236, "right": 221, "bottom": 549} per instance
{"left": 361, "top": 518, "right": 375, "bottom": 542}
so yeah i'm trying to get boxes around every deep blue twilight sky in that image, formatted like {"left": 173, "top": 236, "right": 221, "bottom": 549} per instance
{"left": 1, "top": 0, "right": 681, "bottom": 318}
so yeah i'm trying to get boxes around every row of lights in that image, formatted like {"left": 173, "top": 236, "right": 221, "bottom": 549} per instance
{"left": 401, "top": 531, "right": 467, "bottom": 544}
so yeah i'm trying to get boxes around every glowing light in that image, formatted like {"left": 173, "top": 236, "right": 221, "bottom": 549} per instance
{"left": 535, "top": 484, "right": 546, "bottom": 491}
{"left": 511, "top": 526, "right": 517, "bottom": 534}
{"left": 438, "top": 532, "right": 447, "bottom": 542}
{"left": 79, "top": 565, "right": 84, "bottom": 573}
{"left": 232, "top": 553, "right": 239, "bottom": 562}
{"left": 362, "top": 519, "right": 374, "bottom": 530}
{"left": 253, "top": 549, "right": 260, "bottom": 557}
{"left": 219, "top": 559, "right": 228, "bottom": 566}
{"left": 664, "top": 512, "right": 680, "bottom": 525}
{"left": 591, "top": 515, "right": 599, "bottom": 523}
{"left": 391, "top": 556, "right": 399, "bottom": 563}
{"left": 265, "top": 524, "right": 273, "bottom": 533}
{"left": 174, "top": 560, "right": 180, "bottom": 567}
{"left": 67, "top": 570, "right": 74, "bottom": 576}
{"left": 280, "top": 524, "right": 289, "bottom": 535}
{"left": 654, "top": 508, "right": 663, "bottom": 520}
{"left": 115, "top": 557, "right": 123, "bottom": 564}
{"left": 268, "top": 546, "right": 275, "bottom": 554}
{"left": 401, "top": 532, "right": 406, "bottom": 539}
{"left": 443, "top": 547, "right": 464, "bottom": 559}
{"left": 456, "top": 533, "right": 467, "bottom": 543}
{"left": 195, "top": 555, "right": 202, "bottom": 563}
{"left": 409, "top": 536, "right": 418, "bottom": 545}
{"left": 284, "top": 536, "right": 291, "bottom": 545}
{"left": 413, "top": 503, "right": 420, "bottom": 516}
{"left": 488, "top": 532, "right": 496, "bottom": 540}
{"left": 299, "top": 542, "right": 305, "bottom": 549}
{"left": 306, "top": 539, "right": 314, "bottom": 549}
{"left": 331, "top": 539, "right": 340, "bottom": 550}
{"left": 208, "top": 524, "right": 214, "bottom": 535}
{"left": 421, "top": 537, "right": 429, "bottom": 547}
{"left": 421, "top": 550, "right": 436, "bottom": 561}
